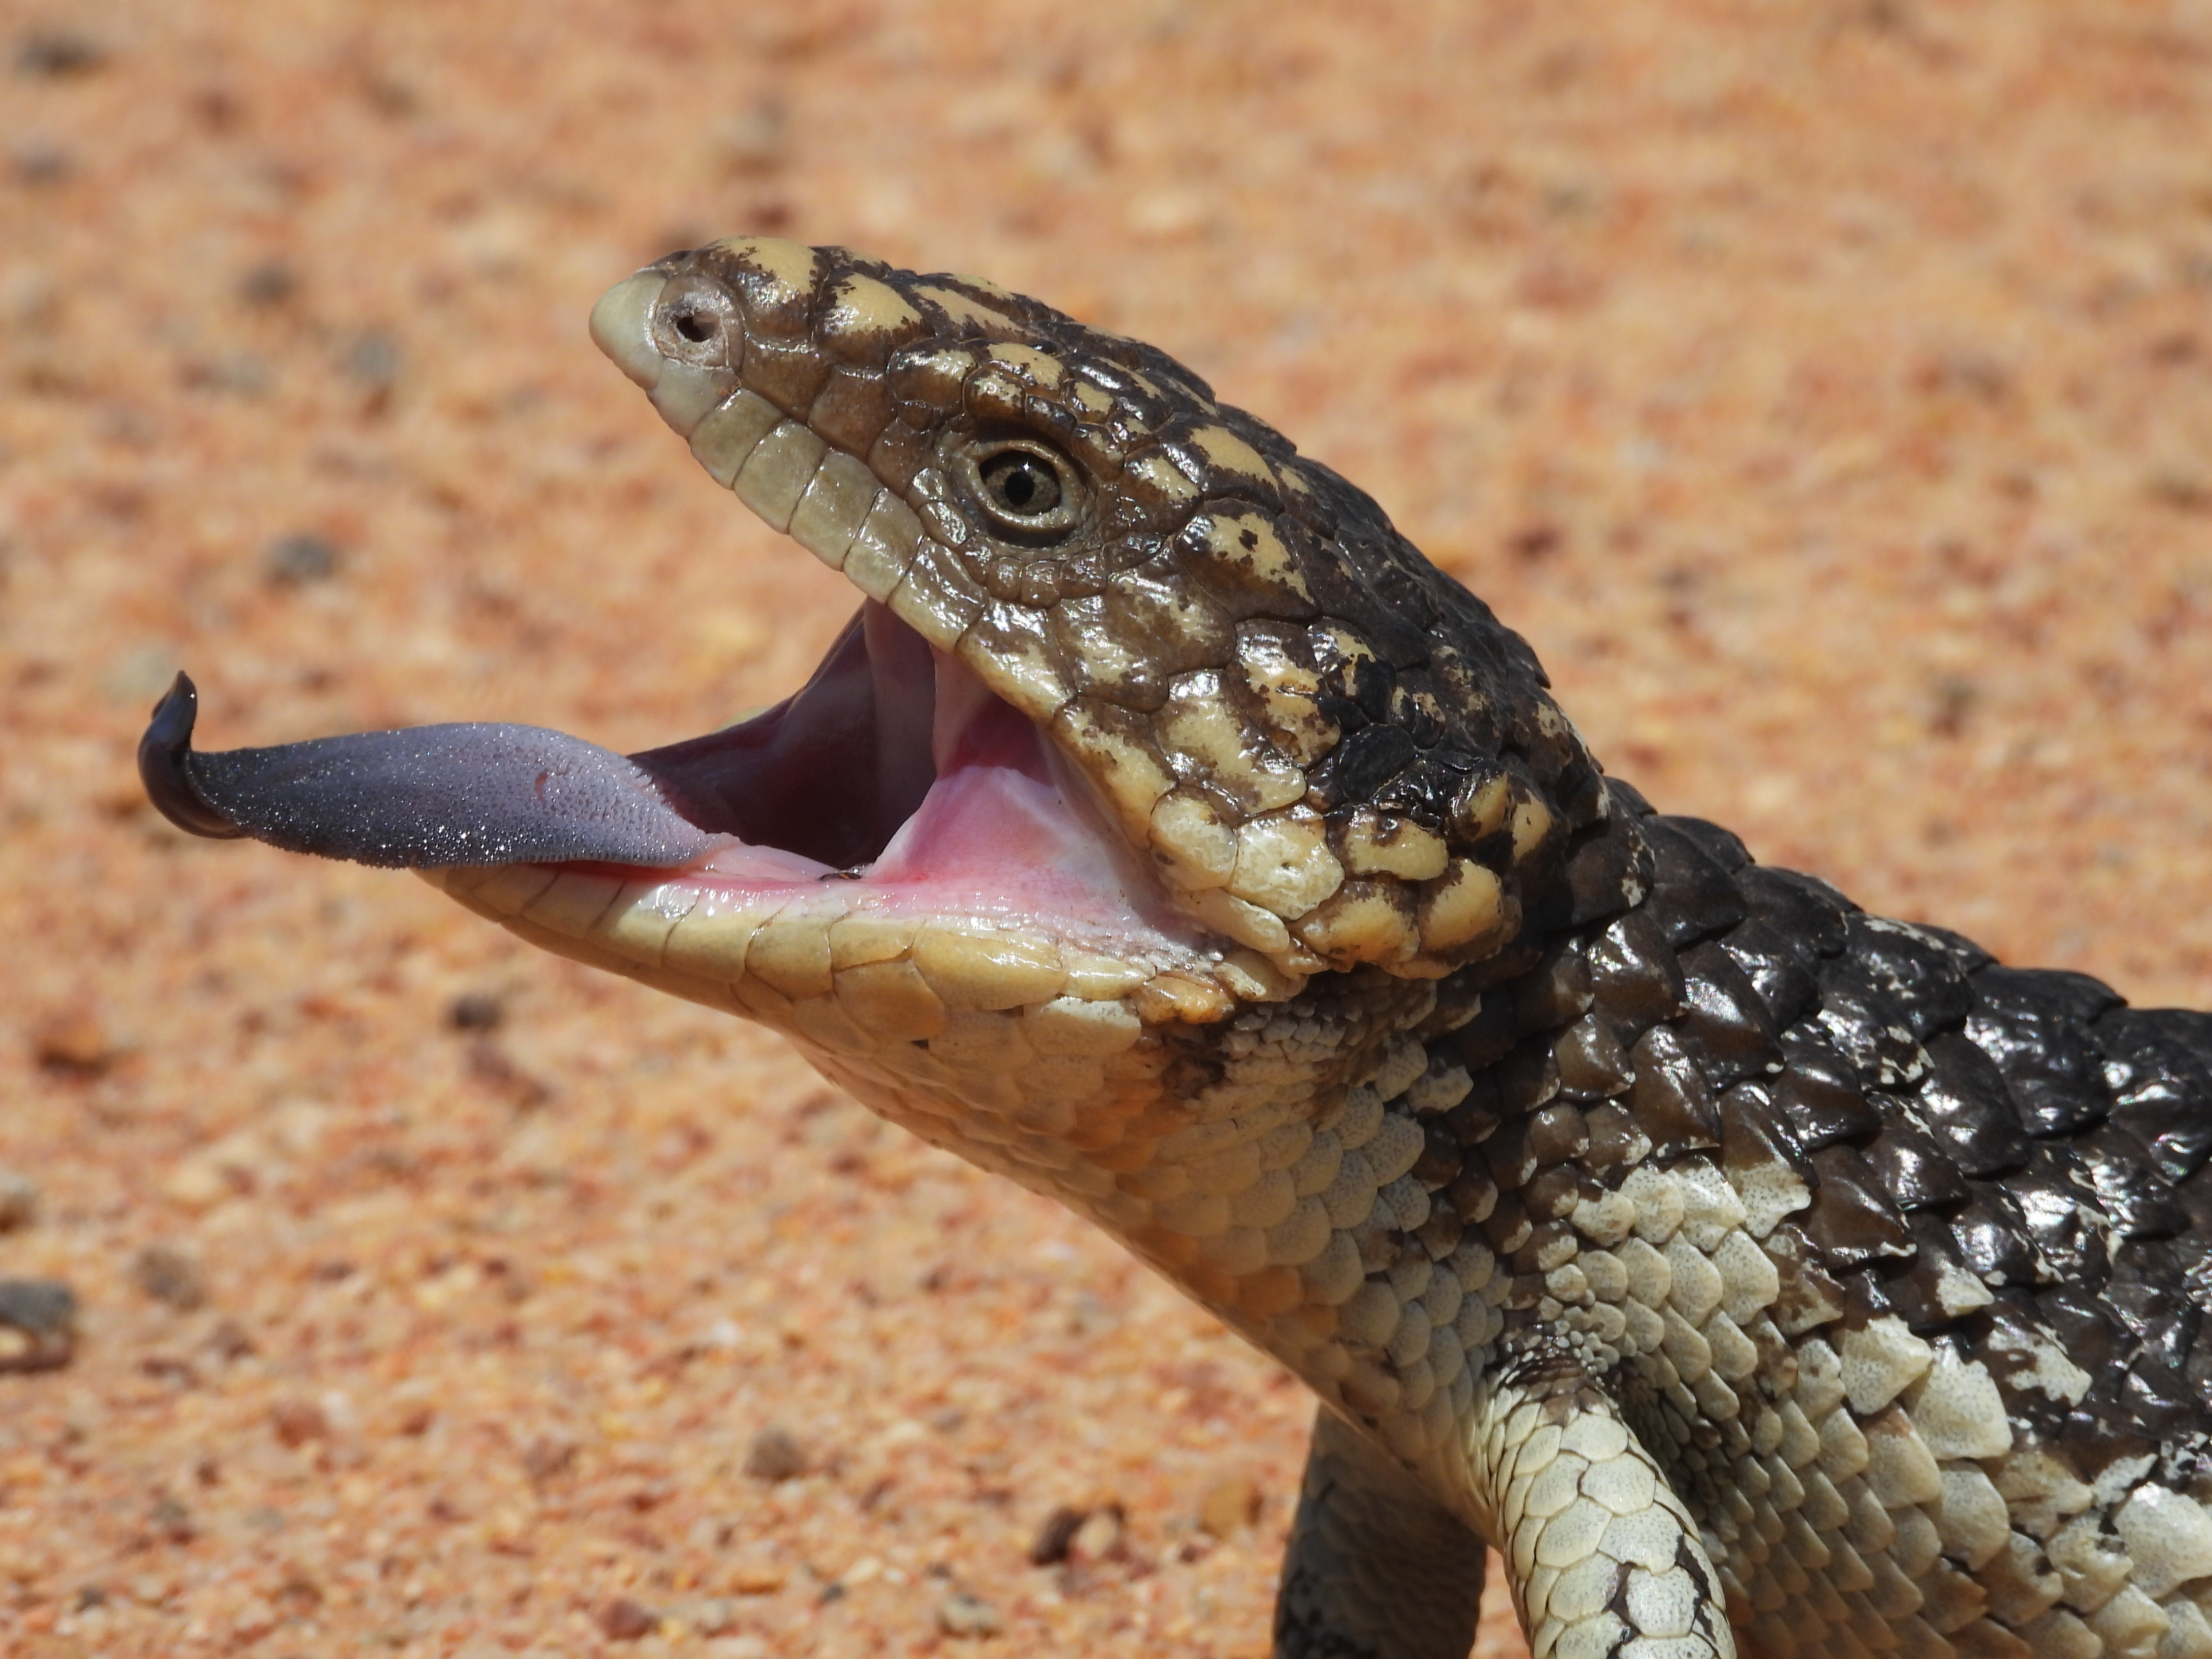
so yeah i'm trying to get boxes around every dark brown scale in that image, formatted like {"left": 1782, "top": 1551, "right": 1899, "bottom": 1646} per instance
{"left": 1764, "top": 1226, "right": 1850, "bottom": 1334}
{"left": 1715, "top": 917, "right": 1823, "bottom": 1029}
{"left": 1637, "top": 818, "right": 1748, "bottom": 947}
{"left": 1584, "top": 907, "right": 1687, "bottom": 1047}
{"left": 2010, "top": 1142, "right": 2113, "bottom": 1283}
{"left": 1513, "top": 940, "right": 1595, "bottom": 1033}
{"left": 1557, "top": 812, "right": 1656, "bottom": 931}
{"left": 1522, "top": 1168, "right": 1585, "bottom": 1226}
{"left": 1481, "top": 1191, "right": 1533, "bottom": 1255}
{"left": 1718, "top": 1083, "right": 1803, "bottom": 1183}
{"left": 1967, "top": 967, "right": 2120, "bottom": 1136}
{"left": 1839, "top": 919, "right": 1977, "bottom": 1040}
{"left": 1674, "top": 939, "right": 1786, "bottom": 1086}
{"left": 1947, "top": 1185, "right": 2051, "bottom": 1287}
{"left": 1370, "top": 755, "right": 1464, "bottom": 829}
{"left": 2096, "top": 1007, "right": 2212, "bottom": 1180}
{"left": 1443, "top": 1069, "right": 1504, "bottom": 1148}
{"left": 1444, "top": 985, "right": 1520, "bottom": 1072}
{"left": 2077, "top": 1120, "right": 2193, "bottom": 1238}
{"left": 1625, "top": 1023, "right": 1725, "bottom": 1156}
{"left": 1482, "top": 1115, "right": 1541, "bottom": 1193}
{"left": 1553, "top": 1013, "right": 1635, "bottom": 1101}
{"left": 1494, "top": 1040, "right": 1563, "bottom": 1119}
{"left": 1664, "top": 816, "right": 1752, "bottom": 873}
{"left": 2188, "top": 1312, "right": 2212, "bottom": 1400}
{"left": 1861, "top": 1099, "right": 1971, "bottom": 1211}
{"left": 1310, "top": 723, "right": 1419, "bottom": 808}
{"left": 1581, "top": 1102, "right": 1648, "bottom": 1172}
{"left": 1443, "top": 1162, "right": 1499, "bottom": 1226}
{"left": 1801, "top": 1144, "right": 1916, "bottom": 1265}
{"left": 1811, "top": 962, "right": 1927, "bottom": 1091}
{"left": 1770, "top": 1026, "right": 1882, "bottom": 1151}
{"left": 1527, "top": 1102, "right": 1591, "bottom": 1166}
{"left": 1411, "top": 1120, "right": 1463, "bottom": 1189}
{"left": 2109, "top": 1252, "right": 2202, "bottom": 1377}
{"left": 1911, "top": 1030, "right": 2033, "bottom": 1176}
{"left": 1735, "top": 866, "right": 1853, "bottom": 961}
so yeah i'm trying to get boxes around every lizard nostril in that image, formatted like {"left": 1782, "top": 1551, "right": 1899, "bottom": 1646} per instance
{"left": 670, "top": 309, "right": 713, "bottom": 344}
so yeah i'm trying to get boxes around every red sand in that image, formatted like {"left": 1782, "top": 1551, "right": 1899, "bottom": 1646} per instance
{"left": 5, "top": 3, "right": 2212, "bottom": 1653}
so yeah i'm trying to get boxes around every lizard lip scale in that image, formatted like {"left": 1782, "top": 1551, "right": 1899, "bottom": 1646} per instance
{"left": 144, "top": 234, "right": 2212, "bottom": 1659}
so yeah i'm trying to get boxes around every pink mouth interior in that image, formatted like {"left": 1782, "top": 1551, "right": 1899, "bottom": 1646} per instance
{"left": 628, "top": 603, "right": 1181, "bottom": 931}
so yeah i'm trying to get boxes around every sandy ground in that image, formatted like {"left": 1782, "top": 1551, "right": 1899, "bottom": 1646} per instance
{"left": 5, "top": 1, "right": 2212, "bottom": 1654}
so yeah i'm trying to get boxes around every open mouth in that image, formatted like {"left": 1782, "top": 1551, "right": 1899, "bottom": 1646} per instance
{"left": 139, "top": 600, "right": 1179, "bottom": 938}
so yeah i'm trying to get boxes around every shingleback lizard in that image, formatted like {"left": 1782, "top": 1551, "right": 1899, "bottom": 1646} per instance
{"left": 140, "top": 237, "right": 2212, "bottom": 1659}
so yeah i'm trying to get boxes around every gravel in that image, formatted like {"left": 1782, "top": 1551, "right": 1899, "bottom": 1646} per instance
{"left": 8, "top": 5, "right": 2207, "bottom": 1656}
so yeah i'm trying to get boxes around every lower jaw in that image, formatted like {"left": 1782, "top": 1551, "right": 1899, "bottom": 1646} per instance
{"left": 424, "top": 856, "right": 1287, "bottom": 1034}
{"left": 420, "top": 858, "right": 1268, "bottom": 1236}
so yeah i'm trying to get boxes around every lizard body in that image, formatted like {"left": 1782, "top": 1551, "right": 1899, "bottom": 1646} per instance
{"left": 143, "top": 238, "right": 2212, "bottom": 1659}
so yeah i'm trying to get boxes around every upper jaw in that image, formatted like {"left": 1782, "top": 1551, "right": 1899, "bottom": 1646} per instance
{"left": 588, "top": 265, "right": 737, "bottom": 437}
{"left": 587, "top": 269, "right": 670, "bottom": 391}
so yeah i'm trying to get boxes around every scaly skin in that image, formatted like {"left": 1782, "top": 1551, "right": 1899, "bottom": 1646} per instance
{"left": 187, "top": 238, "right": 2212, "bottom": 1659}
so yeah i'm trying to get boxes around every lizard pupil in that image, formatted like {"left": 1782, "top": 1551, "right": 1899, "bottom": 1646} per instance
{"left": 981, "top": 453, "right": 1059, "bottom": 516}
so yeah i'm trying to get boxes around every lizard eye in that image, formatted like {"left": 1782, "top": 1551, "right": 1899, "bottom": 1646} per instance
{"left": 981, "top": 451, "right": 1060, "bottom": 515}
{"left": 963, "top": 440, "right": 1084, "bottom": 542}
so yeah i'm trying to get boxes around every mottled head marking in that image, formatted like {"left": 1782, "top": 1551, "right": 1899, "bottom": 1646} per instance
{"left": 592, "top": 235, "right": 1605, "bottom": 983}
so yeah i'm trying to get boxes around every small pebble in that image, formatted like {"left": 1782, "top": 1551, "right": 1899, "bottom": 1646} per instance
{"left": 466, "top": 1039, "right": 551, "bottom": 1107}
{"left": 724, "top": 1559, "right": 787, "bottom": 1596}
{"left": 1029, "top": 1504, "right": 1087, "bottom": 1566}
{"left": 520, "top": 1435, "right": 576, "bottom": 1482}
{"left": 263, "top": 532, "right": 338, "bottom": 586}
{"left": 146, "top": 1495, "right": 194, "bottom": 1545}
{"left": 0, "top": 1279, "right": 74, "bottom": 1332}
{"left": 132, "top": 1244, "right": 206, "bottom": 1311}
{"left": 938, "top": 1591, "right": 1004, "bottom": 1638}
{"left": 344, "top": 330, "right": 401, "bottom": 404}
{"left": 0, "top": 1170, "right": 36, "bottom": 1231}
{"left": 1197, "top": 1477, "right": 1260, "bottom": 1539}
{"left": 33, "top": 1009, "right": 117, "bottom": 1075}
{"left": 140, "top": 1355, "right": 198, "bottom": 1387}
{"left": 448, "top": 992, "right": 504, "bottom": 1032}
{"left": 742, "top": 1424, "right": 805, "bottom": 1482}
{"left": 15, "top": 30, "right": 107, "bottom": 77}
{"left": 269, "top": 1399, "right": 329, "bottom": 1449}
{"left": 160, "top": 1158, "right": 234, "bottom": 1213}
{"left": 13, "top": 144, "right": 70, "bottom": 186}
{"left": 0, "top": 1277, "right": 77, "bottom": 1371}
{"left": 599, "top": 1597, "right": 657, "bottom": 1641}
{"left": 237, "top": 260, "right": 297, "bottom": 309}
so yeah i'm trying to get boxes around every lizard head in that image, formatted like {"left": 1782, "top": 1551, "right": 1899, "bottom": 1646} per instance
{"left": 587, "top": 237, "right": 1606, "bottom": 976}
{"left": 140, "top": 238, "right": 1621, "bottom": 1322}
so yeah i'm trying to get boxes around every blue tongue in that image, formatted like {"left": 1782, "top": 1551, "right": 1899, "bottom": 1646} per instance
{"left": 138, "top": 673, "right": 719, "bottom": 870}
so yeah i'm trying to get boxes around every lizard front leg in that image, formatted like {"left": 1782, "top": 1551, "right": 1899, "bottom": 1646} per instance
{"left": 1274, "top": 1404, "right": 1490, "bottom": 1659}
{"left": 1471, "top": 1360, "right": 1735, "bottom": 1659}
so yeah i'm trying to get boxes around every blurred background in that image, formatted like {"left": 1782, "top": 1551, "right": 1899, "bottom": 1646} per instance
{"left": 4, "top": 1, "right": 2212, "bottom": 1653}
